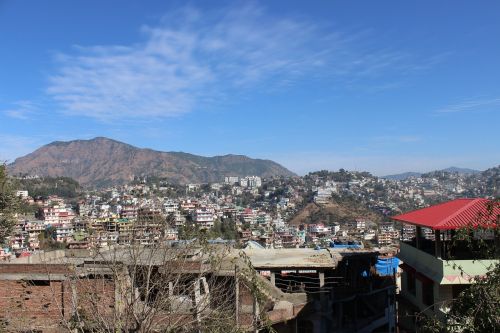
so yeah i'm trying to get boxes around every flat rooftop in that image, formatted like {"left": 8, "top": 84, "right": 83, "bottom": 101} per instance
{"left": 4, "top": 247, "right": 378, "bottom": 272}
{"left": 240, "top": 247, "right": 376, "bottom": 269}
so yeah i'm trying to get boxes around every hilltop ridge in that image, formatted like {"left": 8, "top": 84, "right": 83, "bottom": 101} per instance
{"left": 8, "top": 137, "right": 295, "bottom": 187}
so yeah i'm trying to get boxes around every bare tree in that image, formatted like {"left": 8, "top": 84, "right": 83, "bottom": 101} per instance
{"left": 45, "top": 234, "right": 277, "bottom": 333}
{"left": 1, "top": 201, "right": 281, "bottom": 332}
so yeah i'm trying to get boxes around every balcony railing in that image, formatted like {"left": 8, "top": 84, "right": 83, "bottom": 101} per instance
{"left": 398, "top": 242, "right": 498, "bottom": 284}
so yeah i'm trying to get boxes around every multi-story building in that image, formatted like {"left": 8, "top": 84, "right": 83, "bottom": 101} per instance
{"left": 24, "top": 220, "right": 45, "bottom": 249}
{"left": 53, "top": 223, "right": 74, "bottom": 242}
{"left": 240, "top": 208, "right": 256, "bottom": 225}
{"left": 193, "top": 208, "right": 215, "bottom": 228}
{"left": 314, "top": 185, "right": 336, "bottom": 204}
{"left": 163, "top": 199, "right": 179, "bottom": 214}
{"left": 239, "top": 176, "right": 262, "bottom": 189}
{"left": 40, "top": 205, "right": 75, "bottom": 225}
{"left": 377, "top": 230, "right": 399, "bottom": 246}
{"left": 256, "top": 213, "right": 271, "bottom": 226}
{"left": 224, "top": 176, "right": 239, "bottom": 185}
{"left": 393, "top": 198, "right": 499, "bottom": 331}
{"left": 247, "top": 176, "right": 262, "bottom": 188}
{"left": 15, "top": 190, "right": 29, "bottom": 199}
{"left": 347, "top": 219, "right": 367, "bottom": 231}
{"left": 180, "top": 200, "right": 197, "bottom": 213}
{"left": 120, "top": 205, "right": 138, "bottom": 219}
{"left": 308, "top": 223, "right": 332, "bottom": 235}
{"left": 400, "top": 223, "right": 416, "bottom": 241}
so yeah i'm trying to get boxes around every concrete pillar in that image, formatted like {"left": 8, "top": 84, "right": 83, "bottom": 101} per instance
{"left": 416, "top": 226, "right": 422, "bottom": 249}
{"left": 335, "top": 302, "right": 343, "bottom": 329}
{"left": 168, "top": 281, "right": 173, "bottom": 297}
{"left": 235, "top": 271, "right": 240, "bottom": 328}
{"left": 434, "top": 230, "right": 442, "bottom": 258}
{"left": 319, "top": 270, "right": 327, "bottom": 333}
{"left": 271, "top": 272, "right": 276, "bottom": 286}
{"left": 193, "top": 279, "right": 202, "bottom": 328}
{"left": 253, "top": 293, "right": 260, "bottom": 333}
{"left": 114, "top": 266, "right": 131, "bottom": 320}
{"left": 201, "top": 277, "right": 210, "bottom": 304}
{"left": 70, "top": 278, "right": 78, "bottom": 317}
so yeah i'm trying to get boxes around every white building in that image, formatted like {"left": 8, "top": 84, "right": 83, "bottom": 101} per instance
{"left": 240, "top": 176, "right": 262, "bottom": 188}
{"left": 314, "top": 183, "right": 337, "bottom": 204}
{"left": 41, "top": 205, "right": 75, "bottom": 225}
{"left": 308, "top": 224, "right": 332, "bottom": 234}
{"left": 16, "top": 190, "right": 29, "bottom": 199}
{"left": 194, "top": 208, "right": 215, "bottom": 228}
{"left": 163, "top": 199, "right": 179, "bottom": 214}
{"left": 224, "top": 176, "right": 240, "bottom": 185}
{"left": 54, "top": 224, "right": 74, "bottom": 242}
{"left": 347, "top": 219, "right": 367, "bottom": 230}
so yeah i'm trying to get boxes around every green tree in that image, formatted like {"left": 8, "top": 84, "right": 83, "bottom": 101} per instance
{"left": 0, "top": 164, "right": 19, "bottom": 245}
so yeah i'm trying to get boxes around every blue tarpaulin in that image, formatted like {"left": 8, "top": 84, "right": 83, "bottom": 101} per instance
{"left": 375, "top": 257, "right": 399, "bottom": 276}
{"left": 329, "top": 242, "right": 361, "bottom": 249}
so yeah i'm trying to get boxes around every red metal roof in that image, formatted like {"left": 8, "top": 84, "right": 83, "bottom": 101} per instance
{"left": 392, "top": 198, "right": 499, "bottom": 230}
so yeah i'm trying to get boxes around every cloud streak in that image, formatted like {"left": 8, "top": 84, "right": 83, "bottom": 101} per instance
{"left": 436, "top": 97, "right": 500, "bottom": 114}
{"left": 2, "top": 100, "right": 38, "bottom": 120}
{"left": 47, "top": 3, "right": 435, "bottom": 122}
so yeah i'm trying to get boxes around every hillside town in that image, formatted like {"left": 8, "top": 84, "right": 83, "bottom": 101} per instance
{"left": 3, "top": 165, "right": 498, "bottom": 258}
{"left": 1, "top": 165, "right": 498, "bottom": 333}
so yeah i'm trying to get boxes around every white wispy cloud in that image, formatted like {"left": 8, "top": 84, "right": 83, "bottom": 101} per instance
{"left": 2, "top": 100, "right": 38, "bottom": 120}
{"left": 436, "top": 97, "right": 500, "bottom": 114}
{"left": 47, "top": 3, "right": 436, "bottom": 122}
{"left": 371, "top": 135, "right": 423, "bottom": 144}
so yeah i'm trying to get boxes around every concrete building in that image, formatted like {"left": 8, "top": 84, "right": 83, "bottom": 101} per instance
{"left": 246, "top": 247, "right": 397, "bottom": 333}
{"left": 307, "top": 223, "right": 332, "bottom": 235}
{"left": 0, "top": 246, "right": 396, "bottom": 333}
{"left": 40, "top": 205, "right": 75, "bottom": 225}
{"left": 224, "top": 176, "right": 240, "bottom": 185}
{"left": 194, "top": 208, "right": 215, "bottom": 228}
{"left": 16, "top": 190, "right": 29, "bottom": 199}
{"left": 393, "top": 198, "right": 499, "bottom": 331}
{"left": 314, "top": 185, "right": 336, "bottom": 205}
{"left": 347, "top": 219, "right": 367, "bottom": 231}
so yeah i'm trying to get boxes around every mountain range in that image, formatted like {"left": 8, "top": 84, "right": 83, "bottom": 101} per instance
{"left": 8, "top": 137, "right": 295, "bottom": 187}
{"left": 382, "top": 167, "right": 481, "bottom": 180}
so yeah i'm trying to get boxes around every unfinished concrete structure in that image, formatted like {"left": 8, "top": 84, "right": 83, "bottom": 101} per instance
{"left": 0, "top": 245, "right": 395, "bottom": 332}
{"left": 245, "top": 248, "right": 396, "bottom": 333}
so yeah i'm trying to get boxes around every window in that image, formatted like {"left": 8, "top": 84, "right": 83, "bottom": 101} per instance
{"left": 406, "top": 271, "right": 416, "bottom": 296}
{"left": 422, "top": 282, "right": 434, "bottom": 306}
{"left": 452, "top": 284, "right": 468, "bottom": 299}
{"left": 27, "top": 280, "right": 51, "bottom": 286}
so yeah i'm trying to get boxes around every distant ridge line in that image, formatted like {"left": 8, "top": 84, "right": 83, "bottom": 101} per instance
{"left": 8, "top": 137, "right": 296, "bottom": 187}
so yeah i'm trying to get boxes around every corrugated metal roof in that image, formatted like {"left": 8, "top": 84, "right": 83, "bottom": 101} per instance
{"left": 392, "top": 198, "right": 499, "bottom": 230}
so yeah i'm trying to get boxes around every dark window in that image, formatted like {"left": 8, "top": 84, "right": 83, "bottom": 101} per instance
{"left": 406, "top": 271, "right": 416, "bottom": 296}
{"left": 452, "top": 284, "right": 469, "bottom": 299}
{"left": 27, "top": 280, "right": 51, "bottom": 286}
{"left": 422, "top": 282, "right": 434, "bottom": 306}
{"left": 298, "top": 320, "right": 314, "bottom": 333}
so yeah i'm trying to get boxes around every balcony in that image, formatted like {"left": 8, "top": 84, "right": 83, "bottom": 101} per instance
{"left": 398, "top": 242, "right": 498, "bottom": 284}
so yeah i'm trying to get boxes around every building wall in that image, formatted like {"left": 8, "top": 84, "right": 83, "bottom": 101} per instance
{"left": 0, "top": 280, "right": 70, "bottom": 332}
{"left": 436, "top": 284, "right": 453, "bottom": 314}
{"left": 0, "top": 264, "right": 116, "bottom": 332}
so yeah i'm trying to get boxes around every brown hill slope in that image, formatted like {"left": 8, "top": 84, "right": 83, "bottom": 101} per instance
{"left": 8, "top": 137, "right": 295, "bottom": 187}
{"left": 289, "top": 200, "right": 384, "bottom": 226}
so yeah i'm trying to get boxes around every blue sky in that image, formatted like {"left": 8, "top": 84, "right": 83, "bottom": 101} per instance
{"left": 1, "top": 0, "right": 499, "bottom": 175}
